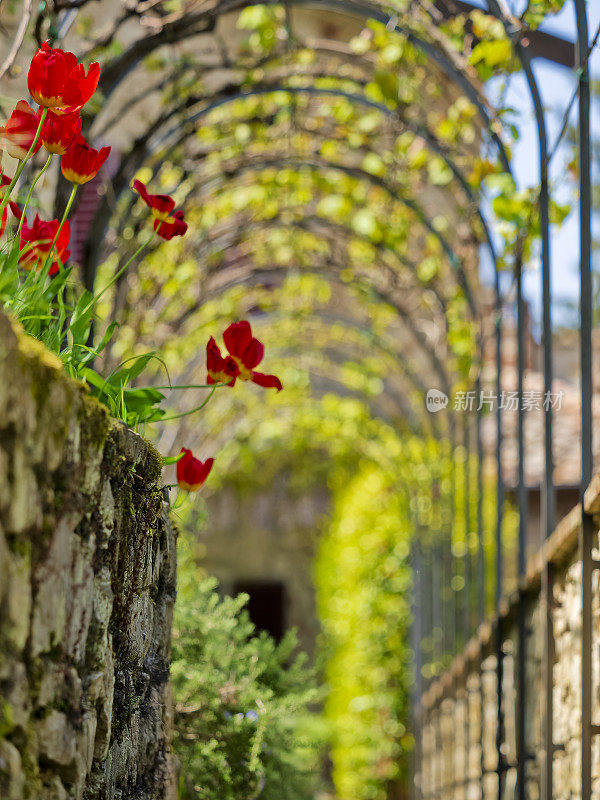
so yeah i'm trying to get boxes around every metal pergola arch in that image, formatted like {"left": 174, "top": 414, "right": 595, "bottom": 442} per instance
{"left": 57, "top": 0, "right": 592, "bottom": 793}
{"left": 100, "top": 28, "right": 501, "bottom": 726}
{"left": 198, "top": 256, "right": 456, "bottom": 405}
{"left": 89, "top": 19, "right": 507, "bottom": 612}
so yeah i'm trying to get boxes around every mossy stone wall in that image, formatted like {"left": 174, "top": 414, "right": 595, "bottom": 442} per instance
{"left": 0, "top": 311, "right": 177, "bottom": 800}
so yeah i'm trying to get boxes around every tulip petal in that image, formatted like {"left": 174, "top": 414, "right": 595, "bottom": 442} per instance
{"left": 251, "top": 371, "right": 283, "bottom": 391}
{"left": 242, "top": 337, "right": 264, "bottom": 369}
{"left": 153, "top": 210, "right": 187, "bottom": 240}
{"left": 177, "top": 449, "right": 214, "bottom": 491}
{"left": 60, "top": 61, "right": 100, "bottom": 112}
{"left": 223, "top": 321, "right": 253, "bottom": 359}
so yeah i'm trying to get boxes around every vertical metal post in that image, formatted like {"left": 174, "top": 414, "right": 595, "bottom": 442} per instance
{"left": 447, "top": 443, "right": 457, "bottom": 663}
{"left": 495, "top": 274, "right": 507, "bottom": 800}
{"left": 495, "top": 617, "right": 505, "bottom": 800}
{"left": 479, "top": 641, "right": 485, "bottom": 800}
{"left": 475, "top": 379, "right": 486, "bottom": 800}
{"left": 476, "top": 377, "right": 485, "bottom": 625}
{"left": 514, "top": 45, "right": 555, "bottom": 800}
{"left": 494, "top": 279, "right": 504, "bottom": 601}
{"left": 516, "top": 256, "right": 527, "bottom": 580}
{"left": 516, "top": 586, "right": 527, "bottom": 800}
{"left": 541, "top": 561, "right": 555, "bottom": 800}
{"left": 464, "top": 419, "right": 472, "bottom": 646}
{"left": 573, "top": 4, "right": 593, "bottom": 799}
{"left": 516, "top": 256, "right": 528, "bottom": 800}
{"left": 423, "top": 522, "right": 433, "bottom": 689}
{"left": 412, "top": 531, "right": 424, "bottom": 800}
{"left": 432, "top": 475, "right": 443, "bottom": 679}
{"left": 515, "top": 17, "right": 556, "bottom": 545}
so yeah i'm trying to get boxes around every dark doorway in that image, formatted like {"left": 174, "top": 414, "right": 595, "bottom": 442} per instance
{"left": 233, "top": 580, "right": 286, "bottom": 642}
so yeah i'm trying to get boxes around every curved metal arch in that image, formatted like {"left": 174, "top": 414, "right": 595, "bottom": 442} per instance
{"left": 101, "top": 70, "right": 502, "bottom": 402}
{"left": 188, "top": 385, "right": 444, "bottom": 481}
{"left": 149, "top": 78, "right": 501, "bottom": 267}
{"left": 213, "top": 0, "right": 512, "bottom": 171}
{"left": 99, "top": 39, "right": 506, "bottom": 327}
{"left": 122, "top": 203, "right": 452, "bottom": 343}
{"left": 143, "top": 77, "right": 500, "bottom": 271}
{"left": 187, "top": 152, "right": 481, "bottom": 320}
{"left": 122, "top": 213, "right": 457, "bottom": 423}
{"left": 256, "top": 332, "right": 433, "bottom": 435}
{"left": 160, "top": 305, "right": 446, "bottom": 443}
{"left": 173, "top": 255, "right": 457, "bottom": 409}
{"left": 206, "top": 264, "right": 453, "bottom": 391}
{"left": 186, "top": 210, "right": 452, "bottom": 323}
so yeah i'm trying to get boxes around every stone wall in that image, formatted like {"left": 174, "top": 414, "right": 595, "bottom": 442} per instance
{"left": 416, "top": 481, "right": 600, "bottom": 800}
{"left": 203, "top": 476, "right": 329, "bottom": 657}
{"left": 0, "top": 312, "right": 177, "bottom": 800}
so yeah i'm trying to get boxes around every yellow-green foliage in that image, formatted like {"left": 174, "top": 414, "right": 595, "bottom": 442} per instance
{"left": 316, "top": 465, "right": 413, "bottom": 800}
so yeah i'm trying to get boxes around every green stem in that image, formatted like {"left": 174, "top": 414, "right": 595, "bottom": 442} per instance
{"left": 75, "top": 230, "right": 157, "bottom": 342}
{"left": 17, "top": 154, "right": 53, "bottom": 236}
{"left": 93, "top": 230, "right": 156, "bottom": 308}
{"left": 42, "top": 183, "right": 77, "bottom": 272}
{"left": 154, "top": 383, "right": 225, "bottom": 390}
{"left": 150, "top": 385, "right": 219, "bottom": 423}
{"left": 0, "top": 108, "right": 48, "bottom": 218}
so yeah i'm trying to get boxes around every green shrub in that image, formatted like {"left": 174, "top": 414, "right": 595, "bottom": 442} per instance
{"left": 316, "top": 465, "right": 414, "bottom": 800}
{"left": 172, "top": 539, "right": 325, "bottom": 800}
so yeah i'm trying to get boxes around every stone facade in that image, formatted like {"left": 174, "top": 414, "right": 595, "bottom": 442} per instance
{"left": 0, "top": 312, "right": 177, "bottom": 799}
{"left": 417, "top": 489, "right": 600, "bottom": 800}
{"left": 203, "top": 477, "right": 329, "bottom": 657}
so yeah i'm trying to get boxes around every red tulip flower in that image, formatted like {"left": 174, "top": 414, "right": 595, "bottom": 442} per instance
{"left": 0, "top": 174, "right": 11, "bottom": 237}
{"left": 132, "top": 180, "right": 188, "bottom": 240}
{"left": 41, "top": 110, "right": 82, "bottom": 155}
{"left": 207, "top": 321, "right": 282, "bottom": 390}
{"left": 1, "top": 101, "right": 42, "bottom": 160}
{"left": 10, "top": 203, "right": 70, "bottom": 276}
{"left": 28, "top": 41, "right": 100, "bottom": 114}
{"left": 206, "top": 337, "right": 240, "bottom": 386}
{"left": 176, "top": 448, "right": 214, "bottom": 491}
{"left": 153, "top": 210, "right": 187, "bottom": 240}
{"left": 61, "top": 135, "right": 110, "bottom": 184}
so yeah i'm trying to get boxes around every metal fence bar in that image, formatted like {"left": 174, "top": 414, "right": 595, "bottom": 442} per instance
{"left": 476, "top": 378, "right": 485, "bottom": 624}
{"left": 541, "top": 561, "right": 555, "bottom": 800}
{"left": 514, "top": 41, "right": 554, "bottom": 800}
{"left": 495, "top": 616, "right": 506, "bottom": 800}
{"left": 573, "top": 3, "right": 593, "bottom": 799}
{"left": 515, "top": 253, "right": 528, "bottom": 800}
{"left": 464, "top": 420, "right": 472, "bottom": 646}
{"left": 412, "top": 529, "right": 424, "bottom": 800}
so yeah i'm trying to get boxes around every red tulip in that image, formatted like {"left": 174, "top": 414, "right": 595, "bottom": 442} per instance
{"left": 1, "top": 101, "right": 42, "bottom": 160}
{"left": 10, "top": 203, "right": 70, "bottom": 276}
{"left": 176, "top": 448, "right": 214, "bottom": 491}
{"left": 206, "top": 337, "right": 240, "bottom": 386}
{"left": 61, "top": 135, "right": 110, "bottom": 184}
{"left": 153, "top": 210, "right": 187, "bottom": 240}
{"left": 132, "top": 179, "right": 188, "bottom": 240}
{"left": 41, "top": 110, "right": 82, "bottom": 155}
{"left": 28, "top": 41, "right": 100, "bottom": 114}
{"left": 0, "top": 174, "right": 11, "bottom": 237}
{"left": 223, "top": 321, "right": 282, "bottom": 390}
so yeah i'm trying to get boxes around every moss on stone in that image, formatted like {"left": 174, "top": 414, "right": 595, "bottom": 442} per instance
{"left": 78, "top": 396, "right": 111, "bottom": 460}
{"left": 0, "top": 701, "right": 14, "bottom": 738}
{"left": 142, "top": 438, "right": 164, "bottom": 483}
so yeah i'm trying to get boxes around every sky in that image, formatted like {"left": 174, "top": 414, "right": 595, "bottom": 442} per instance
{"left": 475, "top": 1, "right": 600, "bottom": 332}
